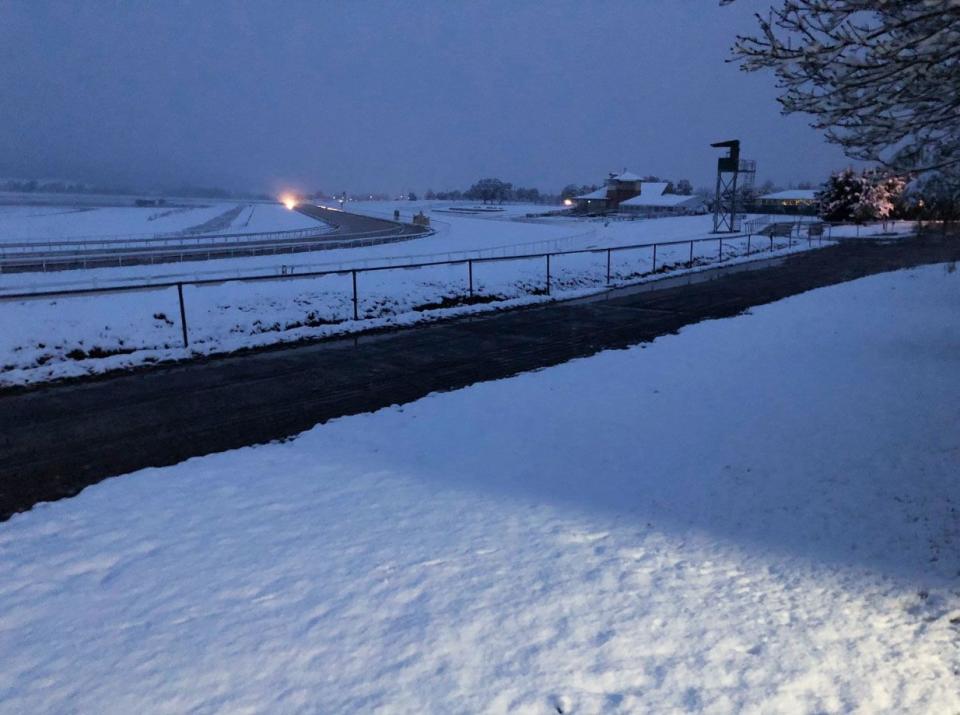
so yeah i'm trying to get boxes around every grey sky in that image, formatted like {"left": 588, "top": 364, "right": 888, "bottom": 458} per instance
{"left": 1, "top": 1, "right": 853, "bottom": 195}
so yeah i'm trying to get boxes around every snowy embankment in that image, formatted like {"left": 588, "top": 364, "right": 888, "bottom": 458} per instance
{"left": 2, "top": 264, "right": 959, "bottom": 712}
{"left": 0, "top": 233, "right": 818, "bottom": 387}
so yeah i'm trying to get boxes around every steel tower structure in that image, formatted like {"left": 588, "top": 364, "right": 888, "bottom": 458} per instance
{"left": 711, "top": 140, "right": 756, "bottom": 233}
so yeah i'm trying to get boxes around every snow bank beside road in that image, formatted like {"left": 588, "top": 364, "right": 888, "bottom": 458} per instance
{"left": 2, "top": 264, "right": 959, "bottom": 712}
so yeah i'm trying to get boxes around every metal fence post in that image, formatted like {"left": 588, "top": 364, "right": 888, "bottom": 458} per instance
{"left": 652, "top": 243, "right": 657, "bottom": 272}
{"left": 770, "top": 235, "right": 774, "bottom": 252}
{"left": 468, "top": 259, "right": 473, "bottom": 297}
{"left": 747, "top": 234, "right": 752, "bottom": 254}
{"left": 606, "top": 248, "right": 611, "bottom": 285}
{"left": 352, "top": 269, "right": 359, "bottom": 320}
{"left": 177, "top": 282, "right": 189, "bottom": 348}
{"left": 689, "top": 240, "right": 694, "bottom": 265}
{"left": 545, "top": 254, "right": 551, "bottom": 295}
{"left": 718, "top": 237, "right": 723, "bottom": 260}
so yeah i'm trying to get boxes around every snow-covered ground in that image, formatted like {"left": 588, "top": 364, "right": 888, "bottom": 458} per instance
{"left": 227, "top": 203, "right": 327, "bottom": 234}
{"left": 0, "top": 202, "right": 595, "bottom": 292}
{"left": 0, "top": 232, "right": 817, "bottom": 387}
{"left": 0, "top": 200, "right": 914, "bottom": 295}
{"left": 0, "top": 202, "right": 322, "bottom": 243}
{"left": 0, "top": 204, "right": 915, "bottom": 387}
{"left": 3, "top": 263, "right": 958, "bottom": 713}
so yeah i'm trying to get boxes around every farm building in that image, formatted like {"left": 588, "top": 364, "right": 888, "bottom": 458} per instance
{"left": 619, "top": 182, "right": 704, "bottom": 216}
{"left": 572, "top": 170, "right": 644, "bottom": 212}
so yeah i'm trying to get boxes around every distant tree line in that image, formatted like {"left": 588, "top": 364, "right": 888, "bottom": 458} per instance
{"left": 0, "top": 177, "right": 274, "bottom": 201}
{"left": 417, "top": 174, "right": 696, "bottom": 206}
{"left": 423, "top": 179, "right": 549, "bottom": 204}
{"left": 559, "top": 184, "right": 599, "bottom": 201}
{"left": 0, "top": 179, "right": 96, "bottom": 194}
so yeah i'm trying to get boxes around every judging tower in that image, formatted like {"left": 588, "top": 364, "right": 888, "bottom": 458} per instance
{"left": 711, "top": 140, "right": 756, "bottom": 233}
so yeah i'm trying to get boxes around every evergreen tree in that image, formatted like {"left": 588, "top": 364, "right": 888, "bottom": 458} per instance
{"left": 819, "top": 169, "right": 905, "bottom": 222}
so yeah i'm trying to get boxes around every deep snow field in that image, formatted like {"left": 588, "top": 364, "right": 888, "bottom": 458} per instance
{"left": 2, "top": 263, "right": 958, "bottom": 713}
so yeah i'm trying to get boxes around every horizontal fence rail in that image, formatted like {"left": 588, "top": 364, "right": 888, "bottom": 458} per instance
{"left": 0, "top": 224, "right": 411, "bottom": 256}
{"left": 0, "top": 230, "right": 819, "bottom": 300}
{"left": 0, "top": 228, "right": 598, "bottom": 296}
{"left": 0, "top": 226, "right": 328, "bottom": 253}
{"left": 0, "top": 225, "right": 434, "bottom": 273}
{"left": 742, "top": 215, "right": 819, "bottom": 235}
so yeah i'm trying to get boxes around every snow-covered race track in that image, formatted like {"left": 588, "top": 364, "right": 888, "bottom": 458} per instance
{"left": 0, "top": 205, "right": 430, "bottom": 272}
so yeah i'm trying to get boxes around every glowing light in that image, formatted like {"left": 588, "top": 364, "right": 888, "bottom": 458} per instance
{"left": 280, "top": 194, "right": 298, "bottom": 210}
{"left": 563, "top": 198, "right": 573, "bottom": 207}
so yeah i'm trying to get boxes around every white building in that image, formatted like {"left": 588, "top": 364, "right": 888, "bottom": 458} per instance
{"left": 619, "top": 182, "right": 704, "bottom": 216}
{"left": 756, "top": 189, "right": 819, "bottom": 209}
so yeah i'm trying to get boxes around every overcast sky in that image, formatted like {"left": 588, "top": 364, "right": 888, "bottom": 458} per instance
{"left": 1, "top": 1, "right": 854, "bottom": 195}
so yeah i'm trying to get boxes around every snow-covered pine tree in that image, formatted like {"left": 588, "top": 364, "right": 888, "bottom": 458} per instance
{"left": 908, "top": 173, "right": 960, "bottom": 223}
{"left": 818, "top": 169, "right": 866, "bottom": 222}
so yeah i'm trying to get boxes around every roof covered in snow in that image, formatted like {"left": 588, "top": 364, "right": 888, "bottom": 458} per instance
{"left": 574, "top": 188, "right": 608, "bottom": 201}
{"left": 610, "top": 170, "right": 643, "bottom": 182}
{"left": 759, "top": 190, "right": 818, "bottom": 201}
{"left": 620, "top": 192, "right": 703, "bottom": 208}
{"left": 639, "top": 182, "right": 669, "bottom": 197}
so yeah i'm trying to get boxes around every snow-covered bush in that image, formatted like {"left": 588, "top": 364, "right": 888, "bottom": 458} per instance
{"left": 819, "top": 168, "right": 905, "bottom": 223}
{"left": 906, "top": 173, "right": 960, "bottom": 222}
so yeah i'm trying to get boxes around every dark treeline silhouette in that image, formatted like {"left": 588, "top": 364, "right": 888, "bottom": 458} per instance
{"left": 0, "top": 177, "right": 273, "bottom": 201}
{"left": 422, "top": 175, "right": 695, "bottom": 205}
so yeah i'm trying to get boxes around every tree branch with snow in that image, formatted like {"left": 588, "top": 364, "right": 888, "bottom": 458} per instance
{"left": 726, "top": 1, "right": 960, "bottom": 182}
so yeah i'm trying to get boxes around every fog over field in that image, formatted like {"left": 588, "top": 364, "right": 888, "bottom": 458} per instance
{"left": 0, "top": 1, "right": 851, "bottom": 195}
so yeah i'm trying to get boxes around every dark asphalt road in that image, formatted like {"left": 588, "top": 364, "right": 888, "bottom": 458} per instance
{"left": 2, "top": 233, "right": 958, "bottom": 521}
{"left": 297, "top": 203, "right": 427, "bottom": 238}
